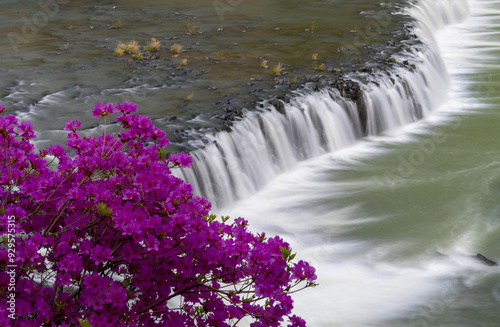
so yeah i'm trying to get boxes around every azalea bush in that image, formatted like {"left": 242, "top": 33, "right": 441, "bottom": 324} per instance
{"left": 0, "top": 102, "right": 317, "bottom": 327}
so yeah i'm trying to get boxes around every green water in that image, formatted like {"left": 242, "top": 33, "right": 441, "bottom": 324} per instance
{"left": 223, "top": 1, "right": 500, "bottom": 326}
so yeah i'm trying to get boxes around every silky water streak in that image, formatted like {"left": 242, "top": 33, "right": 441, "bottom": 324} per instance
{"left": 173, "top": 0, "right": 470, "bottom": 209}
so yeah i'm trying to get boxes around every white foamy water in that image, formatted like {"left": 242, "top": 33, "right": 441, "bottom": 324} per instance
{"left": 202, "top": 0, "right": 500, "bottom": 326}
{"left": 174, "top": 1, "right": 469, "bottom": 211}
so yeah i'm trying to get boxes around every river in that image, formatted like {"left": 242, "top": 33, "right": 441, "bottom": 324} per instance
{"left": 2, "top": 0, "right": 500, "bottom": 326}
{"left": 222, "top": 0, "right": 500, "bottom": 326}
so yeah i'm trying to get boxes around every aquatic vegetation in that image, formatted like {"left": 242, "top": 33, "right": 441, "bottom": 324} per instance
{"left": 147, "top": 37, "right": 160, "bottom": 52}
{"left": 0, "top": 102, "right": 316, "bottom": 326}
{"left": 314, "top": 63, "right": 326, "bottom": 71}
{"left": 311, "top": 53, "right": 318, "bottom": 61}
{"left": 260, "top": 59, "right": 269, "bottom": 68}
{"left": 185, "top": 91, "right": 194, "bottom": 102}
{"left": 310, "top": 21, "right": 318, "bottom": 32}
{"left": 271, "top": 62, "right": 284, "bottom": 76}
{"left": 305, "top": 22, "right": 318, "bottom": 33}
{"left": 113, "top": 46, "right": 125, "bottom": 57}
{"left": 133, "top": 52, "right": 144, "bottom": 60}
{"left": 171, "top": 42, "right": 183, "bottom": 55}
{"left": 110, "top": 17, "right": 122, "bottom": 29}
{"left": 115, "top": 40, "right": 140, "bottom": 56}
{"left": 185, "top": 19, "right": 202, "bottom": 34}
{"left": 125, "top": 40, "right": 140, "bottom": 54}
{"left": 180, "top": 58, "right": 188, "bottom": 66}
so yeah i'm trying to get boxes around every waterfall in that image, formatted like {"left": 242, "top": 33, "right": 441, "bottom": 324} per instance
{"left": 174, "top": 0, "right": 470, "bottom": 209}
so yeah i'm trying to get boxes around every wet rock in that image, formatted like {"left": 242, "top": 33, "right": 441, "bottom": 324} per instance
{"left": 305, "top": 75, "right": 322, "bottom": 82}
{"left": 475, "top": 253, "right": 498, "bottom": 266}
{"left": 357, "top": 100, "right": 368, "bottom": 135}
{"left": 387, "top": 39, "right": 397, "bottom": 46}
{"left": 142, "top": 52, "right": 160, "bottom": 60}
{"left": 274, "top": 78, "right": 291, "bottom": 85}
{"left": 269, "top": 98, "right": 286, "bottom": 115}
{"left": 331, "top": 78, "right": 362, "bottom": 103}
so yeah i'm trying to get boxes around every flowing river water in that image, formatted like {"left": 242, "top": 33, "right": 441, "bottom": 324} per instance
{"left": 223, "top": 0, "right": 500, "bottom": 326}
{"left": 2, "top": 0, "right": 500, "bottom": 326}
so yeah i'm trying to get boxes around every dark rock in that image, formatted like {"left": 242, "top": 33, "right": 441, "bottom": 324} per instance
{"left": 358, "top": 100, "right": 368, "bottom": 135}
{"left": 269, "top": 98, "right": 286, "bottom": 115}
{"left": 475, "top": 253, "right": 498, "bottom": 266}
{"left": 142, "top": 51, "right": 160, "bottom": 60}
{"left": 276, "top": 95, "right": 290, "bottom": 103}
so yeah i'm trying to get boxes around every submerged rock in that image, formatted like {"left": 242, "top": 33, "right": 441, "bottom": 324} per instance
{"left": 475, "top": 253, "right": 498, "bottom": 266}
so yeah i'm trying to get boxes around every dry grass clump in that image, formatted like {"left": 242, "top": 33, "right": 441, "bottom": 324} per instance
{"left": 260, "top": 59, "right": 268, "bottom": 68}
{"left": 180, "top": 58, "right": 188, "bottom": 66}
{"left": 270, "top": 62, "right": 283, "bottom": 76}
{"left": 311, "top": 53, "right": 318, "bottom": 61}
{"left": 171, "top": 43, "right": 183, "bottom": 55}
{"left": 185, "top": 19, "right": 201, "bottom": 34}
{"left": 124, "top": 40, "right": 140, "bottom": 54}
{"left": 314, "top": 63, "right": 326, "bottom": 71}
{"left": 114, "top": 40, "right": 140, "bottom": 57}
{"left": 113, "top": 47, "right": 125, "bottom": 57}
{"left": 147, "top": 38, "right": 161, "bottom": 52}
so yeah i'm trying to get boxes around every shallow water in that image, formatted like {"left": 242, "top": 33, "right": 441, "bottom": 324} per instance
{"left": 0, "top": 0, "right": 409, "bottom": 150}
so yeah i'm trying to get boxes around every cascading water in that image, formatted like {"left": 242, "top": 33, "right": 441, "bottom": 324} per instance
{"left": 224, "top": 0, "right": 500, "bottom": 326}
{"left": 177, "top": 90, "right": 361, "bottom": 208}
{"left": 174, "top": 0, "right": 470, "bottom": 209}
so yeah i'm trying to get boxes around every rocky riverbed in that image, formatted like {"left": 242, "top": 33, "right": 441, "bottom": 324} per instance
{"left": 0, "top": 0, "right": 421, "bottom": 151}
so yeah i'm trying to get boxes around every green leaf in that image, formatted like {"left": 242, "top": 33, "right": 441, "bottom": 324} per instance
{"left": 97, "top": 202, "right": 113, "bottom": 216}
{"left": 78, "top": 318, "right": 92, "bottom": 327}
{"left": 280, "top": 246, "right": 290, "bottom": 259}
{"left": 204, "top": 214, "right": 217, "bottom": 223}
{"left": 157, "top": 147, "right": 167, "bottom": 158}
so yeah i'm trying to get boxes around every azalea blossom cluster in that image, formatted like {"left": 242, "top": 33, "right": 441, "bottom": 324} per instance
{"left": 0, "top": 102, "right": 317, "bottom": 326}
